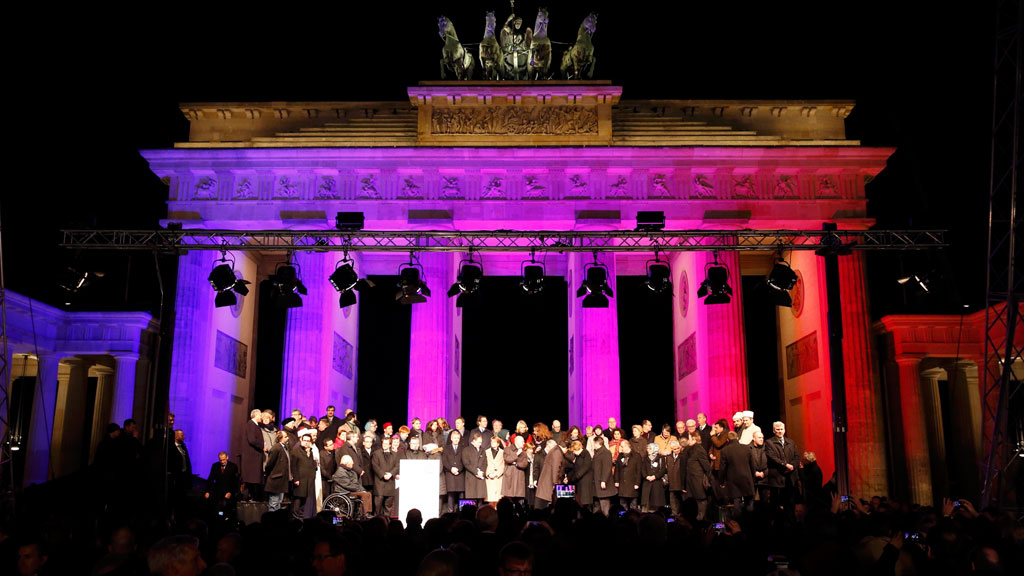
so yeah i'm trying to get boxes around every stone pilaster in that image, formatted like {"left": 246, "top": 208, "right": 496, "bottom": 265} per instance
{"left": 25, "top": 353, "right": 60, "bottom": 486}
{"left": 568, "top": 252, "right": 621, "bottom": 428}
{"left": 920, "top": 367, "right": 948, "bottom": 501}
{"left": 896, "top": 357, "right": 933, "bottom": 506}
{"left": 701, "top": 250, "right": 749, "bottom": 420}
{"left": 51, "top": 357, "right": 89, "bottom": 478}
{"left": 281, "top": 251, "right": 331, "bottom": 417}
{"left": 111, "top": 352, "right": 140, "bottom": 426}
{"left": 838, "top": 251, "right": 889, "bottom": 497}
{"left": 89, "top": 364, "right": 114, "bottom": 464}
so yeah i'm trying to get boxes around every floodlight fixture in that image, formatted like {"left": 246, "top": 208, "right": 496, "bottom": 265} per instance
{"left": 329, "top": 255, "right": 374, "bottom": 309}
{"left": 447, "top": 257, "right": 483, "bottom": 308}
{"left": 764, "top": 257, "right": 798, "bottom": 307}
{"left": 208, "top": 253, "right": 251, "bottom": 308}
{"left": 335, "top": 211, "right": 365, "bottom": 231}
{"left": 576, "top": 254, "right": 614, "bottom": 308}
{"left": 897, "top": 274, "right": 931, "bottom": 294}
{"left": 696, "top": 257, "right": 732, "bottom": 305}
{"left": 644, "top": 250, "right": 672, "bottom": 294}
{"left": 636, "top": 211, "right": 666, "bottom": 231}
{"left": 397, "top": 254, "right": 431, "bottom": 304}
{"left": 271, "top": 256, "right": 307, "bottom": 308}
{"left": 520, "top": 254, "right": 546, "bottom": 295}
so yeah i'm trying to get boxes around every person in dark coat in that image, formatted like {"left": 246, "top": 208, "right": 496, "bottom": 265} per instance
{"left": 525, "top": 440, "right": 543, "bottom": 509}
{"left": 614, "top": 440, "right": 642, "bottom": 510}
{"left": 290, "top": 431, "right": 318, "bottom": 520}
{"left": 357, "top": 433, "right": 376, "bottom": 500}
{"left": 461, "top": 432, "right": 487, "bottom": 504}
{"left": 441, "top": 430, "right": 465, "bottom": 512}
{"left": 205, "top": 451, "right": 240, "bottom": 511}
{"left": 592, "top": 436, "right": 615, "bottom": 515}
{"left": 535, "top": 439, "right": 564, "bottom": 509}
{"left": 640, "top": 442, "right": 667, "bottom": 512}
{"left": 696, "top": 413, "right": 713, "bottom": 452}
{"left": 719, "top": 431, "right": 756, "bottom": 516}
{"left": 629, "top": 424, "right": 648, "bottom": 457}
{"left": 372, "top": 437, "right": 400, "bottom": 516}
{"left": 764, "top": 421, "right": 800, "bottom": 508}
{"left": 501, "top": 435, "right": 528, "bottom": 502}
{"left": 665, "top": 439, "right": 686, "bottom": 515}
{"left": 333, "top": 454, "right": 372, "bottom": 517}
{"left": 567, "top": 440, "right": 595, "bottom": 511}
{"left": 242, "top": 409, "right": 265, "bottom": 501}
{"left": 320, "top": 438, "right": 338, "bottom": 499}
{"left": 799, "top": 451, "right": 825, "bottom": 510}
{"left": 169, "top": 430, "right": 192, "bottom": 508}
{"left": 749, "top": 430, "right": 770, "bottom": 503}
{"left": 264, "top": 431, "right": 291, "bottom": 512}
{"left": 321, "top": 405, "right": 342, "bottom": 447}
{"left": 683, "top": 433, "right": 711, "bottom": 520}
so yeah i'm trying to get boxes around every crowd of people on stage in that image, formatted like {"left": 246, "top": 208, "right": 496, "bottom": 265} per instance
{"left": 2, "top": 405, "right": 1022, "bottom": 576}
{"left": 225, "top": 405, "right": 811, "bottom": 522}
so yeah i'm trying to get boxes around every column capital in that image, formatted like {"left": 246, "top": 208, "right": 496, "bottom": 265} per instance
{"left": 111, "top": 351, "right": 141, "bottom": 362}
{"left": 61, "top": 356, "right": 88, "bottom": 367}
{"left": 894, "top": 355, "right": 923, "bottom": 367}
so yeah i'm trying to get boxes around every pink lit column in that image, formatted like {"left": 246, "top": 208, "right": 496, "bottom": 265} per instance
{"left": 110, "top": 352, "right": 139, "bottom": 426}
{"left": 281, "top": 251, "right": 331, "bottom": 418}
{"left": 895, "top": 357, "right": 933, "bottom": 506}
{"left": 408, "top": 253, "right": 460, "bottom": 422}
{"left": 168, "top": 250, "right": 215, "bottom": 469}
{"left": 838, "top": 252, "right": 889, "bottom": 497}
{"left": 24, "top": 353, "right": 60, "bottom": 486}
{"left": 700, "top": 250, "right": 749, "bottom": 420}
{"left": 568, "top": 252, "right": 621, "bottom": 428}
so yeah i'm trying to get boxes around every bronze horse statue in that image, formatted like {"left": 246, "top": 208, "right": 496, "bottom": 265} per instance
{"left": 528, "top": 8, "right": 552, "bottom": 80}
{"left": 439, "top": 16, "right": 475, "bottom": 80}
{"left": 561, "top": 12, "right": 597, "bottom": 79}
{"left": 479, "top": 11, "right": 504, "bottom": 80}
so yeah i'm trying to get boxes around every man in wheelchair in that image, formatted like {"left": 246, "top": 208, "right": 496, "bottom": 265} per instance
{"left": 331, "top": 455, "right": 373, "bottom": 518}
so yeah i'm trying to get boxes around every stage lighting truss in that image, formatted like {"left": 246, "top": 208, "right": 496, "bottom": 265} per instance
{"left": 520, "top": 252, "right": 546, "bottom": 295}
{"left": 208, "top": 253, "right": 252, "bottom": 308}
{"left": 396, "top": 254, "right": 431, "bottom": 304}
{"left": 270, "top": 256, "right": 307, "bottom": 308}
{"left": 764, "top": 256, "right": 799, "bottom": 307}
{"left": 577, "top": 253, "right": 614, "bottom": 308}
{"left": 329, "top": 254, "right": 374, "bottom": 309}
{"left": 447, "top": 254, "right": 483, "bottom": 308}
{"left": 644, "top": 248, "right": 672, "bottom": 294}
{"left": 697, "top": 257, "right": 732, "bottom": 305}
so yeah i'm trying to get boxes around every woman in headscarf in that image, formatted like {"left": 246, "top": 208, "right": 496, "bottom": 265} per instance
{"left": 640, "top": 442, "right": 666, "bottom": 512}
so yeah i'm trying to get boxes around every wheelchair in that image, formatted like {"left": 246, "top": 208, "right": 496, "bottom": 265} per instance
{"left": 322, "top": 489, "right": 363, "bottom": 520}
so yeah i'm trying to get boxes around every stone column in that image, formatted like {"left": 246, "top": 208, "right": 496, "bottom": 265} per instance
{"left": 701, "top": 250, "right": 749, "bottom": 420}
{"left": 896, "top": 357, "right": 932, "bottom": 506}
{"left": 51, "top": 357, "right": 89, "bottom": 478}
{"left": 920, "top": 367, "right": 948, "bottom": 501}
{"left": 24, "top": 353, "right": 60, "bottom": 486}
{"left": 168, "top": 250, "right": 215, "bottom": 471}
{"left": 568, "top": 252, "right": 621, "bottom": 427}
{"left": 408, "top": 253, "right": 459, "bottom": 422}
{"left": 949, "top": 360, "right": 982, "bottom": 499}
{"left": 111, "top": 353, "right": 139, "bottom": 426}
{"left": 838, "top": 251, "right": 889, "bottom": 497}
{"left": 281, "top": 252, "right": 331, "bottom": 418}
{"left": 89, "top": 364, "right": 114, "bottom": 464}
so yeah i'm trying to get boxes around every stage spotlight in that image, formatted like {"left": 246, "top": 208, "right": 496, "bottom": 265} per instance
{"left": 396, "top": 257, "right": 430, "bottom": 304}
{"left": 329, "top": 258, "right": 374, "bottom": 309}
{"left": 696, "top": 260, "right": 732, "bottom": 305}
{"left": 59, "top": 267, "right": 91, "bottom": 294}
{"left": 520, "top": 260, "right": 546, "bottom": 294}
{"left": 271, "top": 262, "right": 307, "bottom": 308}
{"left": 636, "top": 211, "right": 666, "bottom": 231}
{"left": 208, "top": 254, "right": 251, "bottom": 308}
{"left": 335, "top": 211, "right": 365, "bottom": 231}
{"left": 447, "top": 257, "right": 483, "bottom": 308}
{"left": 576, "top": 257, "right": 614, "bottom": 308}
{"left": 645, "top": 257, "right": 672, "bottom": 294}
{"left": 764, "top": 258, "right": 798, "bottom": 307}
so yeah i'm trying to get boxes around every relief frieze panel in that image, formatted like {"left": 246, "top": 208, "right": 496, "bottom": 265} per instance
{"left": 523, "top": 174, "right": 548, "bottom": 199}
{"left": 316, "top": 175, "right": 340, "bottom": 199}
{"left": 773, "top": 174, "right": 798, "bottom": 199}
{"left": 732, "top": 175, "right": 757, "bottom": 199}
{"left": 233, "top": 176, "right": 257, "bottom": 200}
{"left": 430, "top": 106, "right": 598, "bottom": 136}
{"left": 193, "top": 175, "right": 218, "bottom": 200}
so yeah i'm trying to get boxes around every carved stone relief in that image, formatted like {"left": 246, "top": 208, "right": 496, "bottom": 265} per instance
{"left": 773, "top": 175, "right": 797, "bottom": 199}
{"left": 274, "top": 176, "right": 299, "bottom": 199}
{"left": 440, "top": 175, "right": 462, "bottom": 198}
{"left": 358, "top": 175, "right": 379, "bottom": 199}
{"left": 316, "top": 176, "right": 339, "bottom": 199}
{"left": 233, "top": 177, "right": 256, "bottom": 200}
{"left": 482, "top": 176, "right": 505, "bottom": 199}
{"left": 732, "top": 175, "right": 756, "bottom": 198}
{"left": 607, "top": 175, "right": 630, "bottom": 197}
{"left": 430, "top": 106, "right": 598, "bottom": 135}
{"left": 650, "top": 173, "right": 671, "bottom": 198}
{"left": 194, "top": 176, "right": 218, "bottom": 200}
{"left": 817, "top": 175, "right": 839, "bottom": 199}
{"left": 692, "top": 174, "right": 715, "bottom": 198}
{"left": 567, "top": 174, "right": 589, "bottom": 198}
{"left": 399, "top": 176, "right": 421, "bottom": 199}
{"left": 523, "top": 175, "right": 548, "bottom": 198}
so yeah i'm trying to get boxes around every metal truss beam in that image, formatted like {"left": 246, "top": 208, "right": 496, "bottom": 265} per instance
{"left": 61, "top": 228, "right": 946, "bottom": 253}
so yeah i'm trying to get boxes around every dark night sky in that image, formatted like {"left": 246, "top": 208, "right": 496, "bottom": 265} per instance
{"left": 4, "top": 3, "right": 996, "bottom": 421}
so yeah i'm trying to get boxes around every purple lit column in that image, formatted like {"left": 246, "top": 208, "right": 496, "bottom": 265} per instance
{"left": 110, "top": 352, "right": 139, "bottom": 426}
{"left": 24, "top": 352, "right": 60, "bottom": 486}
{"left": 568, "top": 252, "right": 621, "bottom": 428}
{"left": 168, "top": 250, "right": 215, "bottom": 471}
{"left": 281, "top": 251, "right": 330, "bottom": 418}
{"left": 699, "top": 250, "right": 749, "bottom": 420}
{"left": 408, "top": 253, "right": 459, "bottom": 422}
